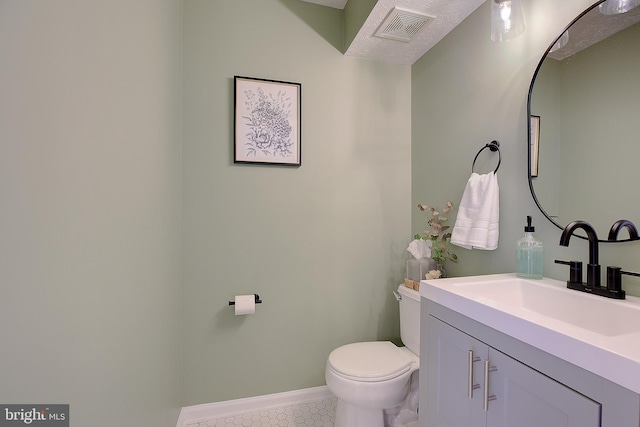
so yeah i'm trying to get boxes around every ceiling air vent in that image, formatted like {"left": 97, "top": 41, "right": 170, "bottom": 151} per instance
{"left": 374, "top": 7, "right": 434, "bottom": 43}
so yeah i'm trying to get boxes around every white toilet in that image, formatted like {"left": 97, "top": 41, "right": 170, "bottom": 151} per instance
{"left": 325, "top": 284, "right": 421, "bottom": 427}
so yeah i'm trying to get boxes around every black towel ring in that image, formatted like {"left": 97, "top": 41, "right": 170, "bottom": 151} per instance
{"left": 472, "top": 140, "right": 501, "bottom": 173}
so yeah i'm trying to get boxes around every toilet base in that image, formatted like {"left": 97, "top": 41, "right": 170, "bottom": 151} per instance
{"left": 334, "top": 400, "right": 418, "bottom": 427}
{"left": 334, "top": 399, "right": 384, "bottom": 427}
{"left": 385, "top": 371, "right": 419, "bottom": 426}
{"left": 333, "top": 371, "right": 420, "bottom": 427}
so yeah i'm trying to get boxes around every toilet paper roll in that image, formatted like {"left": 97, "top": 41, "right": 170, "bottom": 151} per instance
{"left": 234, "top": 295, "right": 256, "bottom": 315}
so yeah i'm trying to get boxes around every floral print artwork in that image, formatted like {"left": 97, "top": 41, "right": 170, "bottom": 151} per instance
{"left": 243, "top": 87, "right": 293, "bottom": 158}
{"left": 235, "top": 77, "right": 301, "bottom": 165}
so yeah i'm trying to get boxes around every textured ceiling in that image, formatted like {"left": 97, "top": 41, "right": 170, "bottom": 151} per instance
{"left": 345, "top": 0, "right": 485, "bottom": 64}
{"left": 300, "top": 0, "right": 640, "bottom": 64}
{"left": 547, "top": 3, "right": 640, "bottom": 60}
{"left": 299, "top": 0, "right": 348, "bottom": 8}
{"left": 299, "top": 0, "right": 486, "bottom": 65}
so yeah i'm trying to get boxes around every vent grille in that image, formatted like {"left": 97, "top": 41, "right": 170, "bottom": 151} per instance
{"left": 374, "top": 7, "right": 434, "bottom": 43}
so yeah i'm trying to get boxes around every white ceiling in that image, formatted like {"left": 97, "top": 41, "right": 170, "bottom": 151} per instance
{"left": 299, "top": 0, "right": 348, "bottom": 8}
{"left": 299, "top": 0, "right": 640, "bottom": 64}
{"left": 547, "top": 3, "right": 640, "bottom": 60}
{"left": 299, "top": 0, "right": 486, "bottom": 65}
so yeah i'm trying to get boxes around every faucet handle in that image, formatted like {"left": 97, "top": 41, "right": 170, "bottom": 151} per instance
{"left": 606, "top": 266, "right": 640, "bottom": 295}
{"left": 606, "top": 266, "right": 623, "bottom": 292}
{"left": 555, "top": 260, "right": 583, "bottom": 284}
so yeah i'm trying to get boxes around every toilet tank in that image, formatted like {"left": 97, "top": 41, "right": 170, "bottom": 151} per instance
{"left": 397, "top": 284, "right": 420, "bottom": 356}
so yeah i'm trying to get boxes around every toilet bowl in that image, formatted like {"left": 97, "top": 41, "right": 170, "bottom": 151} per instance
{"left": 325, "top": 285, "right": 421, "bottom": 427}
{"left": 326, "top": 342, "right": 419, "bottom": 427}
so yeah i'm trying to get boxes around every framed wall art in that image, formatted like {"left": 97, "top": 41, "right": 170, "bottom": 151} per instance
{"left": 530, "top": 115, "right": 540, "bottom": 177}
{"left": 234, "top": 76, "right": 302, "bottom": 166}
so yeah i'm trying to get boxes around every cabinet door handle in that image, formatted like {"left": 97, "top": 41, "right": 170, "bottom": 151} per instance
{"left": 467, "top": 350, "right": 481, "bottom": 398}
{"left": 483, "top": 359, "right": 497, "bottom": 411}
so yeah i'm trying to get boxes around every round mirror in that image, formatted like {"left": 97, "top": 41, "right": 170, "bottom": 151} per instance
{"left": 527, "top": 0, "right": 640, "bottom": 242}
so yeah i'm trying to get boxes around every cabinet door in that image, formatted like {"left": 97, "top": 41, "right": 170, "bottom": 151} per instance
{"left": 486, "top": 348, "right": 601, "bottom": 427}
{"left": 426, "top": 317, "right": 487, "bottom": 427}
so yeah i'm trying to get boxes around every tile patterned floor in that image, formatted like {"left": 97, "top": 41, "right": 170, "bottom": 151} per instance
{"left": 186, "top": 396, "right": 337, "bottom": 427}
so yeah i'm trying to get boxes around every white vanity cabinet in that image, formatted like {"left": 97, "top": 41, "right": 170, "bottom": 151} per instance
{"left": 425, "top": 316, "right": 600, "bottom": 427}
{"left": 420, "top": 297, "right": 640, "bottom": 427}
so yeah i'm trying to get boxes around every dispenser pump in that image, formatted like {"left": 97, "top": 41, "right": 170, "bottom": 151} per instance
{"left": 517, "top": 216, "right": 543, "bottom": 279}
{"left": 524, "top": 215, "right": 534, "bottom": 233}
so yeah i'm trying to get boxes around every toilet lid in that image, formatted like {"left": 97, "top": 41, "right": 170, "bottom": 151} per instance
{"left": 327, "top": 341, "right": 413, "bottom": 382}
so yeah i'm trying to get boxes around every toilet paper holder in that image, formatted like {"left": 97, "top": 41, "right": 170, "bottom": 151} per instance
{"left": 228, "top": 294, "right": 262, "bottom": 306}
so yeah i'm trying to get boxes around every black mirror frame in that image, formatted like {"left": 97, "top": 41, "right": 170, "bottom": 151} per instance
{"left": 525, "top": 0, "right": 638, "bottom": 243}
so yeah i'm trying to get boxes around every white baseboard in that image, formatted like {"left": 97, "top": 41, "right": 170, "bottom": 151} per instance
{"left": 176, "top": 385, "right": 334, "bottom": 427}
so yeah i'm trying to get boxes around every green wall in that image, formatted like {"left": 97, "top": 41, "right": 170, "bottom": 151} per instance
{"left": 343, "top": 0, "right": 378, "bottom": 51}
{"left": 412, "top": 0, "right": 640, "bottom": 295}
{"left": 4, "top": 0, "right": 640, "bottom": 423}
{"left": 0, "top": 1, "right": 183, "bottom": 426}
{"left": 182, "top": 0, "right": 411, "bottom": 405}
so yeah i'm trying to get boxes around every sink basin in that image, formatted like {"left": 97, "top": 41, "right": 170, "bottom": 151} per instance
{"left": 445, "top": 276, "right": 640, "bottom": 336}
{"left": 421, "top": 273, "right": 640, "bottom": 394}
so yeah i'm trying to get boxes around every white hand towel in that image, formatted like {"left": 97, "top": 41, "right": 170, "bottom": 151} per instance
{"left": 450, "top": 171, "right": 499, "bottom": 250}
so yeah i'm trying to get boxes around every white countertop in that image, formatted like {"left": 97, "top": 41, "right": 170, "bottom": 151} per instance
{"left": 420, "top": 273, "right": 640, "bottom": 394}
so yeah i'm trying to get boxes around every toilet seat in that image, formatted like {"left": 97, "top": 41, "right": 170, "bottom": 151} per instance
{"left": 327, "top": 341, "right": 413, "bottom": 382}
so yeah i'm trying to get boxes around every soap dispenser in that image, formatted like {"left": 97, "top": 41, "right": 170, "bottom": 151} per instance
{"left": 517, "top": 216, "right": 543, "bottom": 279}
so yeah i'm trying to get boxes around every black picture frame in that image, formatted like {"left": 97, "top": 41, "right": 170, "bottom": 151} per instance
{"left": 234, "top": 76, "right": 302, "bottom": 166}
{"left": 530, "top": 115, "right": 540, "bottom": 177}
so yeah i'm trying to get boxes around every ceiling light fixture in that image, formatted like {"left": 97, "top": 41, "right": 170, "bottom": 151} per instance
{"left": 491, "top": 0, "right": 526, "bottom": 42}
{"left": 598, "top": 0, "right": 640, "bottom": 15}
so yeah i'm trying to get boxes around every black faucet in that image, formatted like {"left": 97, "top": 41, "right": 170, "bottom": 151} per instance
{"left": 559, "top": 220, "right": 600, "bottom": 287}
{"left": 602, "top": 219, "right": 640, "bottom": 299}
{"left": 608, "top": 219, "right": 639, "bottom": 241}
{"left": 556, "top": 220, "right": 626, "bottom": 299}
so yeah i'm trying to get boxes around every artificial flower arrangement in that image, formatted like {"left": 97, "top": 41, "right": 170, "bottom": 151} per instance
{"left": 415, "top": 201, "right": 458, "bottom": 277}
